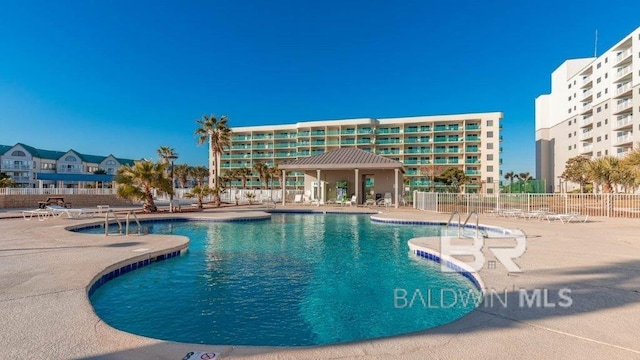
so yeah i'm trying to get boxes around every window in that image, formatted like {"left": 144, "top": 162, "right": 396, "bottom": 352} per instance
{"left": 597, "top": 151, "right": 601, "bottom": 157}
{"left": 106, "top": 160, "right": 116, "bottom": 165}
{"left": 597, "top": 62, "right": 601, "bottom": 69}
{"left": 569, "top": 133, "right": 572, "bottom": 138}
{"left": 605, "top": 134, "right": 608, "bottom": 140}
{"left": 597, "top": 106, "right": 601, "bottom": 113}
{"left": 64, "top": 155, "right": 77, "bottom": 162}
{"left": 487, "top": 154, "right": 494, "bottom": 160}
{"left": 568, "top": 120, "right": 572, "bottom": 125}
{"left": 597, "top": 121, "right": 601, "bottom": 127}
{"left": 574, "top": 144, "right": 576, "bottom": 149}
{"left": 605, "top": 57, "right": 608, "bottom": 63}
{"left": 487, "top": 166, "right": 493, "bottom": 172}
{"left": 597, "top": 77, "right": 601, "bottom": 83}
{"left": 568, "top": 145, "right": 572, "bottom": 150}
{"left": 568, "top": 108, "right": 572, "bottom": 114}
{"left": 568, "top": 84, "right": 572, "bottom": 89}
{"left": 605, "top": 119, "right": 608, "bottom": 125}
{"left": 605, "top": 88, "right": 608, "bottom": 94}
{"left": 597, "top": 136, "right": 601, "bottom": 142}
{"left": 487, "top": 131, "right": 494, "bottom": 138}
{"left": 487, "top": 143, "right": 494, "bottom": 149}
{"left": 597, "top": 92, "right": 601, "bottom": 98}
{"left": 487, "top": 177, "right": 494, "bottom": 183}
{"left": 10, "top": 150, "right": 26, "bottom": 157}
{"left": 487, "top": 120, "right": 494, "bottom": 126}
{"left": 487, "top": 188, "right": 494, "bottom": 194}
{"left": 568, "top": 96, "right": 572, "bottom": 101}
{"left": 605, "top": 104, "right": 608, "bottom": 109}
{"left": 605, "top": 73, "right": 608, "bottom": 79}
{"left": 574, "top": 131, "right": 576, "bottom": 136}
{"left": 605, "top": 150, "right": 608, "bottom": 155}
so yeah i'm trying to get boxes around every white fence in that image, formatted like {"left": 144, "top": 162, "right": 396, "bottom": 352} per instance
{"left": 154, "top": 188, "right": 305, "bottom": 205}
{"left": 0, "top": 188, "right": 117, "bottom": 196}
{"left": 413, "top": 192, "right": 640, "bottom": 218}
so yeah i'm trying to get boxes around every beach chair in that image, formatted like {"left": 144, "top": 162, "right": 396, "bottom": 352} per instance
{"left": 46, "top": 205, "right": 90, "bottom": 219}
{"left": 293, "top": 194, "right": 303, "bottom": 204}
{"left": 348, "top": 195, "right": 357, "bottom": 206}
{"left": 22, "top": 209, "right": 52, "bottom": 221}
{"left": 545, "top": 212, "right": 588, "bottom": 223}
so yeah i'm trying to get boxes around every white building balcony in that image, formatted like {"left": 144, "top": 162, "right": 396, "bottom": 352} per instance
{"left": 580, "top": 130, "right": 593, "bottom": 140}
{"left": 615, "top": 65, "right": 632, "bottom": 82}
{"left": 615, "top": 134, "right": 633, "bottom": 146}
{"left": 581, "top": 75, "right": 593, "bottom": 88}
{"left": 614, "top": 82, "right": 633, "bottom": 98}
{"left": 580, "top": 143, "right": 593, "bottom": 154}
{"left": 616, "top": 149, "right": 631, "bottom": 159}
{"left": 614, "top": 115, "right": 633, "bottom": 130}
{"left": 1, "top": 164, "right": 32, "bottom": 171}
{"left": 12, "top": 176, "right": 31, "bottom": 182}
{"left": 580, "top": 89, "right": 593, "bottom": 101}
{"left": 580, "top": 103, "right": 593, "bottom": 114}
{"left": 614, "top": 48, "right": 633, "bottom": 66}
{"left": 580, "top": 115, "right": 593, "bottom": 127}
{"left": 615, "top": 99, "right": 633, "bottom": 114}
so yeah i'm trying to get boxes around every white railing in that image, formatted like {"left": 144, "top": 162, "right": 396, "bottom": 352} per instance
{"left": 580, "top": 131, "right": 593, "bottom": 140}
{"left": 581, "top": 116, "right": 593, "bottom": 126}
{"left": 616, "top": 99, "right": 632, "bottom": 112}
{"left": 616, "top": 82, "right": 632, "bottom": 96}
{"left": 615, "top": 115, "right": 633, "bottom": 128}
{"left": 615, "top": 134, "right": 633, "bottom": 144}
{"left": 413, "top": 192, "right": 640, "bottom": 218}
{"left": 616, "top": 65, "right": 632, "bottom": 79}
{"left": 616, "top": 48, "right": 632, "bottom": 63}
{"left": 582, "top": 75, "right": 592, "bottom": 85}
{"left": 0, "top": 188, "right": 117, "bottom": 195}
{"left": 581, "top": 144, "right": 593, "bottom": 153}
{"left": 580, "top": 89, "right": 592, "bottom": 99}
{"left": 0, "top": 165, "right": 32, "bottom": 171}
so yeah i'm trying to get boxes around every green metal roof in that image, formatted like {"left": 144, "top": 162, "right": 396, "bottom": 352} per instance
{"left": 0, "top": 143, "right": 136, "bottom": 165}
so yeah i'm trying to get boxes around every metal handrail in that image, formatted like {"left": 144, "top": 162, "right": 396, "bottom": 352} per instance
{"left": 463, "top": 211, "right": 480, "bottom": 238}
{"left": 104, "top": 210, "right": 122, "bottom": 236}
{"left": 446, "top": 211, "right": 461, "bottom": 237}
{"left": 125, "top": 211, "right": 142, "bottom": 235}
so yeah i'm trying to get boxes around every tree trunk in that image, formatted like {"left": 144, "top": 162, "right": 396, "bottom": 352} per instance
{"left": 143, "top": 188, "right": 157, "bottom": 213}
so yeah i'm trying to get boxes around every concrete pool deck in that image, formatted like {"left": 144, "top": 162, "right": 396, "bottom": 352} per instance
{"left": 0, "top": 207, "right": 639, "bottom": 359}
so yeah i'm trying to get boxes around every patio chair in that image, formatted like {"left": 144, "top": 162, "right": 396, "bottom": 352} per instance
{"left": 546, "top": 212, "right": 588, "bottom": 223}
{"left": 22, "top": 209, "right": 52, "bottom": 221}
{"left": 46, "top": 205, "right": 91, "bottom": 219}
{"left": 348, "top": 195, "right": 357, "bottom": 206}
{"left": 293, "top": 194, "right": 303, "bottom": 204}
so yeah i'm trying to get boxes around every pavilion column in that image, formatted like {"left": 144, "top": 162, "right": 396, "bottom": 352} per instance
{"left": 354, "top": 168, "right": 359, "bottom": 205}
{"left": 281, "top": 169, "right": 286, "bottom": 206}
{"left": 316, "top": 169, "right": 321, "bottom": 207}
{"left": 394, "top": 168, "right": 400, "bottom": 209}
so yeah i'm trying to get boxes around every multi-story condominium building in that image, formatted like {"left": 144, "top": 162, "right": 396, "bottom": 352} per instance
{"left": 536, "top": 26, "right": 640, "bottom": 192}
{"left": 223, "top": 112, "right": 503, "bottom": 193}
{"left": 0, "top": 143, "right": 135, "bottom": 188}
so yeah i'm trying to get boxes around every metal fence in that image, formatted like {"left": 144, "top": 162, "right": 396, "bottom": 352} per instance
{"left": 413, "top": 191, "right": 640, "bottom": 218}
{"left": 0, "top": 188, "right": 117, "bottom": 196}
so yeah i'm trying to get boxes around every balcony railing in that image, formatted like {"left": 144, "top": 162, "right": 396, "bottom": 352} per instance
{"left": 357, "top": 139, "right": 372, "bottom": 144}
{"left": 616, "top": 82, "right": 633, "bottom": 96}
{"left": 616, "top": 48, "right": 632, "bottom": 64}
{"left": 11, "top": 176, "right": 31, "bottom": 182}
{"left": 616, "top": 99, "right": 633, "bottom": 112}
{"left": 581, "top": 116, "right": 593, "bottom": 126}
{"left": 616, "top": 65, "right": 632, "bottom": 80}
{"left": 403, "top": 159, "right": 431, "bottom": 165}
{"left": 580, "top": 131, "right": 593, "bottom": 140}
{"left": 581, "top": 144, "right": 593, "bottom": 153}
{"left": 465, "top": 170, "right": 480, "bottom": 175}
{"left": 357, "top": 129, "right": 373, "bottom": 134}
{"left": 465, "top": 125, "right": 481, "bottom": 130}
{"left": 615, "top": 115, "right": 633, "bottom": 129}
{"left": 298, "top": 131, "right": 310, "bottom": 136}
{"left": 465, "top": 147, "right": 480, "bottom": 153}
{"left": 581, "top": 103, "right": 593, "bottom": 113}
{"left": 580, "top": 89, "right": 592, "bottom": 100}
{"left": 615, "top": 134, "right": 633, "bottom": 145}
{"left": 582, "top": 75, "right": 592, "bottom": 85}
{"left": 1, "top": 164, "right": 32, "bottom": 170}
{"left": 376, "top": 139, "right": 402, "bottom": 144}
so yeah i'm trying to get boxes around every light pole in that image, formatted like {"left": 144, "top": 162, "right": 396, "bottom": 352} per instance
{"left": 168, "top": 154, "right": 178, "bottom": 212}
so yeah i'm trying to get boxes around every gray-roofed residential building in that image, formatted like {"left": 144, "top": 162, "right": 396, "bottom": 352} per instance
{"left": 0, "top": 143, "right": 136, "bottom": 188}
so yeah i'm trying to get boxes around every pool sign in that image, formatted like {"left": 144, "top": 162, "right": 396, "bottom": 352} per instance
{"left": 182, "top": 352, "right": 219, "bottom": 360}
{"left": 439, "top": 229, "right": 526, "bottom": 273}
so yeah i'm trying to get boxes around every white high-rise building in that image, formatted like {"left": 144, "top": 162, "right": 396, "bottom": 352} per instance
{"left": 536, "top": 26, "right": 640, "bottom": 192}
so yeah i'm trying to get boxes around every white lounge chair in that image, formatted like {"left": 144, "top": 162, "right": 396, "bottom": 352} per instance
{"left": 293, "top": 194, "right": 303, "bottom": 204}
{"left": 348, "top": 195, "right": 357, "bottom": 206}
{"left": 46, "top": 205, "right": 91, "bottom": 219}
{"left": 546, "top": 212, "right": 588, "bottom": 223}
{"left": 22, "top": 209, "right": 52, "bottom": 221}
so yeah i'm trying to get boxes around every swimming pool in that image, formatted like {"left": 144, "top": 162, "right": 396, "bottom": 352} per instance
{"left": 85, "top": 214, "right": 481, "bottom": 346}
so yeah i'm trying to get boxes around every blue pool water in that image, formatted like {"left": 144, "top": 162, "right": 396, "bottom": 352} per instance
{"left": 86, "top": 214, "right": 481, "bottom": 346}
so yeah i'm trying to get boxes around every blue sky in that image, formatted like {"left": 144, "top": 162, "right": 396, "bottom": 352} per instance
{"left": 1, "top": 1, "right": 638, "bottom": 175}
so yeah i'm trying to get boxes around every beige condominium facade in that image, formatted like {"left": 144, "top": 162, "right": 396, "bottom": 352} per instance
{"left": 536, "top": 26, "right": 640, "bottom": 193}
{"left": 221, "top": 112, "right": 503, "bottom": 194}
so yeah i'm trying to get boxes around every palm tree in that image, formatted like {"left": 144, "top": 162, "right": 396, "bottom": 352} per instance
{"left": 518, "top": 172, "right": 533, "bottom": 193}
{"left": 114, "top": 160, "right": 172, "bottom": 213}
{"left": 267, "top": 165, "right": 280, "bottom": 189}
{"left": 190, "top": 166, "right": 209, "bottom": 187}
{"left": 157, "top": 146, "right": 178, "bottom": 167}
{"left": 585, "top": 156, "right": 620, "bottom": 193}
{"left": 173, "top": 164, "right": 190, "bottom": 188}
{"left": 236, "top": 167, "right": 252, "bottom": 189}
{"left": 184, "top": 186, "right": 213, "bottom": 209}
{"left": 504, "top": 171, "right": 516, "bottom": 193}
{"left": 253, "top": 162, "right": 268, "bottom": 189}
{"left": 194, "top": 114, "right": 231, "bottom": 190}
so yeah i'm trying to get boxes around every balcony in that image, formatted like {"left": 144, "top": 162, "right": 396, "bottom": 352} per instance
{"left": 405, "top": 148, "right": 431, "bottom": 154}
{"left": 405, "top": 169, "right": 419, "bottom": 176}
{"left": 615, "top": 65, "right": 632, "bottom": 82}
{"left": 465, "top": 159, "right": 480, "bottom": 164}
{"left": 298, "top": 150, "right": 310, "bottom": 156}
{"left": 580, "top": 144, "right": 593, "bottom": 154}
{"left": 616, "top": 150, "right": 631, "bottom": 159}
{"left": 403, "top": 159, "right": 431, "bottom": 165}
{"left": 340, "top": 139, "right": 356, "bottom": 145}
{"left": 404, "top": 127, "right": 419, "bottom": 133}
{"left": 580, "top": 89, "right": 593, "bottom": 101}
{"left": 615, "top": 99, "right": 633, "bottom": 114}
{"left": 297, "top": 141, "right": 310, "bottom": 146}
{"left": 357, "top": 128, "right": 373, "bottom": 134}
{"left": 465, "top": 147, "right": 480, "bottom": 153}
{"left": 614, "top": 115, "right": 633, "bottom": 130}
{"left": 231, "top": 144, "right": 251, "bottom": 150}
{"left": 434, "top": 159, "right": 447, "bottom": 164}
{"left": 310, "top": 131, "right": 325, "bottom": 137}
{"left": 252, "top": 153, "right": 273, "bottom": 158}
{"left": 465, "top": 136, "right": 480, "bottom": 142}
{"left": 311, "top": 150, "right": 325, "bottom": 155}
{"left": 326, "top": 130, "right": 340, "bottom": 136}
{"left": 614, "top": 82, "right": 633, "bottom": 98}
{"left": 12, "top": 176, "right": 31, "bottom": 182}
{"left": 1, "top": 164, "right": 32, "bottom": 170}
{"left": 377, "top": 128, "right": 401, "bottom": 134}
{"left": 615, "top": 48, "right": 633, "bottom": 66}
{"left": 581, "top": 102, "right": 593, "bottom": 114}
{"left": 581, "top": 75, "right": 593, "bottom": 88}
{"left": 376, "top": 139, "right": 402, "bottom": 145}
{"left": 580, "top": 115, "right": 593, "bottom": 127}
{"left": 298, "top": 131, "right": 310, "bottom": 137}
{"left": 433, "top": 126, "right": 460, "bottom": 132}
{"left": 274, "top": 133, "right": 295, "bottom": 139}
{"left": 465, "top": 124, "right": 481, "bottom": 131}
{"left": 580, "top": 130, "right": 593, "bottom": 140}
{"left": 465, "top": 170, "right": 480, "bottom": 175}
{"left": 447, "top": 158, "right": 459, "bottom": 164}
{"left": 275, "top": 152, "right": 297, "bottom": 158}
{"left": 252, "top": 134, "right": 272, "bottom": 140}
{"left": 232, "top": 135, "right": 251, "bottom": 141}
{"left": 376, "top": 149, "right": 400, "bottom": 155}
{"left": 310, "top": 141, "right": 325, "bottom": 146}
{"left": 340, "top": 129, "right": 355, "bottom": 135}
{"left": 615, "top": 134, "right": 633, "bottom": 146}
{"left": 357, "top": 139, "right": 372, "bottom": 144}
